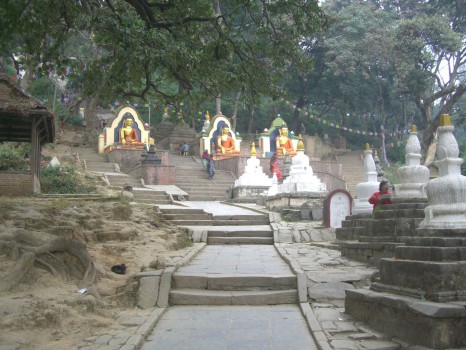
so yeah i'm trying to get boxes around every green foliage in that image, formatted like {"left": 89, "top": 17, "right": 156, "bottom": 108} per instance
{"left": 383, "top": 162, "right": 402, "bottom": 186}
{"left": 26, "top": 78, "right": 55, "bottom": 102}
{"left": 40, "top": 166, "right": 95, "bottom": 194}
{"left": 461, "top": 139, "right": 466, "bottom": 176}
{"left": 281, "top": 211, "right": 302, "bottom": 222}
{"left": 0, "top": 143, "right": 30, "bottom": 171}
{"left": 386, "top": 144, "right": 405, "bottom": 165}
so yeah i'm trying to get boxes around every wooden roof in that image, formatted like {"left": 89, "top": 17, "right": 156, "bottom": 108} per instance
{"left": 0, "top": 73, "right": 55, "bottom": 144}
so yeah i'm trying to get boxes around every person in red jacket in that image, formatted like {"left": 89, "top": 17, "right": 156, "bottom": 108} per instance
{"left": 368, "top": 180, "right": 392, "bottom": 214}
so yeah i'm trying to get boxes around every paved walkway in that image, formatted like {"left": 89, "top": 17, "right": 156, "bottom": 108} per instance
{"left": 76, "top": 201, "right": 405, "bottom": 350}
{"left": 142, "top": 305, "right": 317, "bottom": 350}
{"left": 176, "top": 245, "right": 292, "bottom": 275}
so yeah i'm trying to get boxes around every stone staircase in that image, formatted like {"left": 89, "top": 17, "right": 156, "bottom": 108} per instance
{"left": 169, "top": 153, "right": 236, "bottom": 201}
{"left": 161, "top": 206, "right": 293, "bottom": 304}
{"left": 168, "top": 243, "right": 298, "bottom": 305}
{"left": 169, "top": 272, "right": 298, "bottom": 305}
{"left": 338, "top": 198, "right": 428, "bottom": 266}
{"left": 336, "top": 150, "right": 365, "bottom": 197}
{"left": 71, "top": 147, "right": 172, "bottom": 204}
{"left": 160, "top": 207, "right": 273, "bottom": 244}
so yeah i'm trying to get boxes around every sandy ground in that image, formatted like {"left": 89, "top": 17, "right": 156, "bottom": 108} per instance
{"left": 0, "top": 196, "right": 194, "bottom": 350}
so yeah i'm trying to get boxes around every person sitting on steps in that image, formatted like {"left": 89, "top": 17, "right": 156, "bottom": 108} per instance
{"left": 368, "top": 180, "right": 392, "bottom": 215}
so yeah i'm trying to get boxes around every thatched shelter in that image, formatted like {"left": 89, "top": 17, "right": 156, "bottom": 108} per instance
{"left": 0, "top": 73, "right": 55, "bottom": 195}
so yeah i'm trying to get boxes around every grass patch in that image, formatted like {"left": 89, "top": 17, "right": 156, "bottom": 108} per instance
{"left": 170, "top": 234, "right": 193, "bottom": 250}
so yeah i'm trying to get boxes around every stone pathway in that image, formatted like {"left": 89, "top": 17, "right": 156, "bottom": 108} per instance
{"left": 76, "top": 203, "right": 410, "bottom": 350}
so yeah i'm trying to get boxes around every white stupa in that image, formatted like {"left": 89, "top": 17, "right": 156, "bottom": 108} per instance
{"left": 276, "top": 135, "right": 326, "bottom": 194}
{"left": 267, "top": 173, "right": 279, "bottom": 196}
{"left": 234, "top": 143, "right": 272, "bottom": 188}
{"left": 352, "top": 144, "right": 379, "bottom": 215}
{"left": 393, "top": 125, "right": 429, "bottom": 199}
{"left": 420, "top": 114, "right": 466, "bottom": 228}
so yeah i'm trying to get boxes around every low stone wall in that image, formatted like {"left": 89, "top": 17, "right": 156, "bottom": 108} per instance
{"left": 0, "top": 172, "right": 33, "bottom": 196}
{"left": 127, "top": 165, "right": 175, "bottom": 185}
{"left": 107, "top": 149, "right": 169, "bottom": 172}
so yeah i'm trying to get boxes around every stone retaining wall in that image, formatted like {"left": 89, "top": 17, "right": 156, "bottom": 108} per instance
{"left": 0, "top": 172, "right": 33, "bottom": 196}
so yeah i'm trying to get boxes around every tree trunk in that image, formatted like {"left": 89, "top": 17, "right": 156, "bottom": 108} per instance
{"left": 216, "top": 95, "right": 222, "bottom": 115}
{"left": 290, "top": 96, "right": 304, "bottom": 133}
{"left": 230, "top": 91, "right": 241, "bottom": 131}
{"left": 83, "top": 94, "right": 101, "bottom": 145}
{"left": 247, "top": 105, "right": 255, "bottom": 134}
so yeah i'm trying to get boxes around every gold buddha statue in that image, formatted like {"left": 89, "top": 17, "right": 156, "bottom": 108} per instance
{"left": 276, "top": 126, "right": 296, "bottom": 156}
{"left": 119, "top": 118, "right": 143, "bottom": 145}
{"left": 217, "top": 126, "right": 239, "bottom": 154}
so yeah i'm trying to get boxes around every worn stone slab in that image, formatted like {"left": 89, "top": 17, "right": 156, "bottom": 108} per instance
{"left": 157, "top": 266, "right": 175, "bottom": 307}
{"left": 358, "top": 340, "right": 400, "bottom": 350}
{"left": 137, "top": 275, "right": 161, "bottom": 309}
{"left": 309, "top": 282, "right": 354, "bottom": 300}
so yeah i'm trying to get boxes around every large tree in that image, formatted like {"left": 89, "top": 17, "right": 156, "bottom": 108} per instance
{"left": 388, "top": 0, "right": 466, "bottom": 155}
{"left": 313, "top": 0, "right": 466, "bottom": 158}
{"left": 0, "top": 0, "right": 325, "bottom": 139}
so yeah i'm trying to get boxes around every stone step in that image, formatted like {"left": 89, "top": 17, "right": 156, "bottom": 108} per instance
{"left": 160, "top": 208, "right": 206, "bottom": 215}
{"left": 375, "top": 208, "right": 425, "bottom": 219}
{"left": 364, "top": 218, "right": 423, "bottom": 236}
{"left": 174, "top": 219, "right": 269, "bottom": 226}
{"left": 169, "top": 288, "right": 298, "bottom": 305}
{"left": 172, "top": 273, "right": 296, "bottom": 290}
{"left": 208, "top": 229, "right": 272, "bottom": 238}
{"left": 162, "top": 213, "right": 212, "bottom": 220}
{"left": 207, "top": 236, "right": 274, "bottom": 245}
{"left": 336, "top": 227, "right": 366, "bottom": 241}
{"left": 214, "top": 215, "right": 269, "bottom": 223}
{"left": 133, "top": 191, "right": 171, "bottom": 204}
{"left": 186, "top": 195, "right": 229, "bottom": 201}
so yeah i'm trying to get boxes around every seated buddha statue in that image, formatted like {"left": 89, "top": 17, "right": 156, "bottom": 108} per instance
{"left": 217, "top": 126, "right": 239, "bottom": 154}
{"left": 276, "top": 126, "right": 296, "bottom": 156}
{"left": 119, "top": 118, "right": 143, "bottom": 145}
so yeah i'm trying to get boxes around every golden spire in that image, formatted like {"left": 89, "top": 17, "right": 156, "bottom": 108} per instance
{"left": 297, "top": 134, "right": 305, "bottom": 151}
{"left": 410, "top": 125, "right": 417, "bottom": 133}
{"left": 250, "top": 142, "right": 257, "bottom": 156}
{"left": 365, "top": 143, "right": 370, "bottom": 151}
{"left": 374, "top": 150, "right": 378, "bottom": 157}
{"left": 206, "top": 111, "right": 210, "bottom": 120}
{"left": 439, "top": 114, "right": 451, "bottom": 126}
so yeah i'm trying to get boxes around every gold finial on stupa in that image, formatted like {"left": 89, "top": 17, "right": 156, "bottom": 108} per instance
{"left": 297, "top": 134, "right": 305, "bottom": 152}
{"left": 365, "top": 143, "right": 370, "bottom": 151}
{"left": 250, "top": 142, "right": 257, "bottom": 156}
{"left": 410, "top": 125, "right": 417, "bottom": 133}
{"left": 439, "top": 114, "right": 451, "bottom": 127}
{"left": 206, "top": 111, "right": 210, "bottom": 120}
{"left": 374, "top": 150, "right": 378, "bottom": 157}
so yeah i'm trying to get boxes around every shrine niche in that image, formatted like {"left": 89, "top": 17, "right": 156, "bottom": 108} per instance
{"left": 199, "top": 113, "right": 241, "bottom": 158}
{"left": 259, "top": 116, "right": 298, "bottom": 158}
{"left": 98, "top": 107, "right": 150, "bottom": 154}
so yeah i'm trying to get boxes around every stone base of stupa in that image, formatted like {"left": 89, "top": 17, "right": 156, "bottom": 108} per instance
{"left": 346, "top": 288, "right": 466, "bottom": 349}
{"left": 231, "top": 185, "right": 271, "bottom": 202}
{"left": 346, "top": 230, "right": 466, "bottom": 349}
{"left": 265, "top": 192, "right": 326, "bottom": 212}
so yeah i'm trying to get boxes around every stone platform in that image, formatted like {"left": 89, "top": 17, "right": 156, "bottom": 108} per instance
{"left": 338, "top": 198, "right": 427, "bottom": 266}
